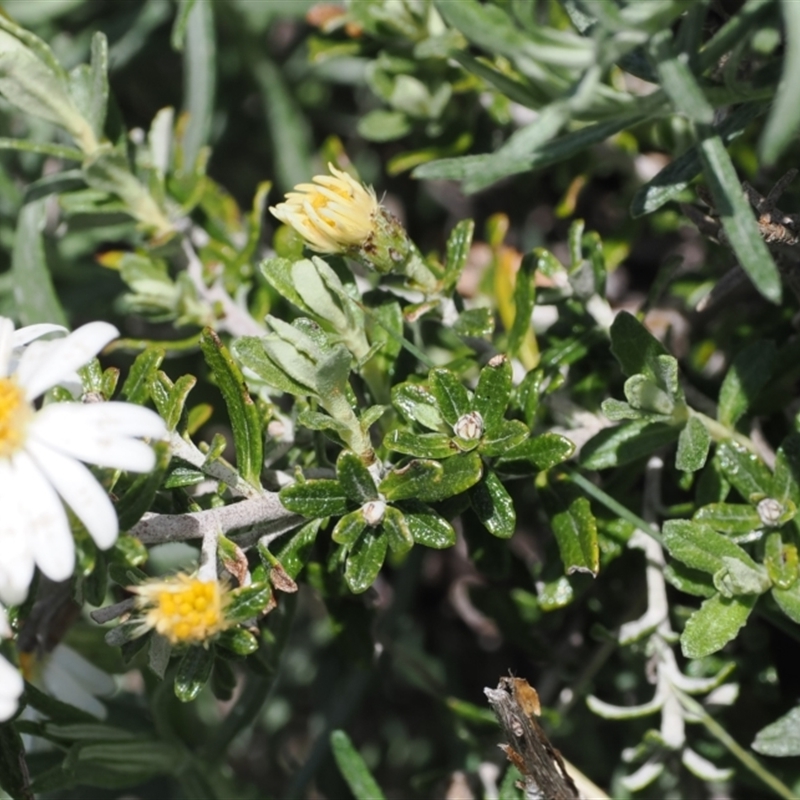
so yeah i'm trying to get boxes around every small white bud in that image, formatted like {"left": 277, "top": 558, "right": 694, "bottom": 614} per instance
{"left": 362, "top": 500, "right": 386, "bottom": 527}
{"left": 453, "top": 410, "right": 484, "bottom": 441}
{"left": 757, "top": 498, "right": 784, "bottom": 527}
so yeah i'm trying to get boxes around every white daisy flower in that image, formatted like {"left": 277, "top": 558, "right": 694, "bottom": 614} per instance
{"left": 0, "top": 316, "right": 167, "bottom": 606}
{"left": 0, "top": 605, "right": 23, "bottom": 722}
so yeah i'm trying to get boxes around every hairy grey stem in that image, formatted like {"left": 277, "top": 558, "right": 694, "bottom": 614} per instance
{"left": 181, "top": 238, "right": 264, "bottom": 338}
{"left": 198, "top": 526, "right": 220, "bottom": 581}
{"left": 129, "top": 494, "right": 303, "bottom": 544}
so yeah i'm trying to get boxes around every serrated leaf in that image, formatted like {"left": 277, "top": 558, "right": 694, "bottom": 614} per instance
{"left": 345, "top": 527, "right": 388, "bottom": 593}
{"left": 383, "top": 429, "right": 457, "bottom": 459}
{"left": 330, "top": 730, "right": 387, "bottom": 800}
{"left": 174, "top": 646, "right": 214, "bottom": 702}
{"left": 200, "top": 329, "right": 263, "bottom": 489}
{"left": 752, "top": 707, "right": 800, "bottom": 757}
{"left": 399, "top": 500, "right": 456, "bottom": 548}
{"left": 380, "top": 452, "right": 482, "bottom": 502}
{"left": 681, "top": 592, "right": 757, "bottom": 658}
{"left": 693, "top": 503, "right": 761, "bottom": 535}
{"left": 609, "top": 312, "right": 669, "bottom": 381}
{"left": 392, "top": 382, "right": 444, "bottom": 430}
{"left": 716, "top": 441, "right": 773, "bottom": 501}
{"left": 718, "top": 340, "right": 776, "bottom": 427}
{"left": 336, "top": 451, "right": 378, "bottom": 504}
{"left": 676, "top": 416, "right": 711, "bottom": 472}
{"left": 280, "top": 480, "right": 349, "bottom": 518}
{"left": 479, "top": 419, "right": 530, "bottom": 458}
{"left": 429, "top": 368, "right": 471, "bottom": 426}
{"left": 663, "top": 519, "right": 761, "bottom": 576}
{"left": 581, "top": 419, "right": 680, "bottom": 470}
{"left": 469, "top": 471, "right": 516, "bottom": 539}
{"left": 474, "top": 355, "right": 512, "bottom": 433}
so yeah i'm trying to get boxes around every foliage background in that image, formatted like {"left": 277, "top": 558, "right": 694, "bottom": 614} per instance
{"left": 2, "top": 1, "right": 800, "bottom": 799}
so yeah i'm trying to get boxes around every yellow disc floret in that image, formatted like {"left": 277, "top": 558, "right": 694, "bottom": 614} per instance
{"left": 0, "top": 378, "right": 32, "bottom": 458}
{"left": 269, "top": 164, "right": 379, "bottom": 254}
{"left": 132, "top": 574, "right": 229, "bottom": 645}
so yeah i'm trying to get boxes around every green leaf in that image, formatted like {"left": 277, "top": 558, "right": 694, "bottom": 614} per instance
{"left": 773, "top": 433, "right": 800, "bottom": 510}
{"left": 276, "top": 520, "right": 321, "bottom": 580}
{"left": 693, "top": 503, "right": 761, "bottom": 536}
{"left": 332, "top": 510, "right": 368, "bottom": 546}
{"left": 664, "top": 562, "right": 716, "bottom": 598}
{"left": 469, "top": 471, "right": 516, "bottom": 539}
{"left": 254, "top": 59, "right": 313, "bottom": 191}
{"left": 330, "top": 730, "right": 387, "bottom": 800}
{"left": 226, "top": 582, "right": 273, "bottom": 623}
{"left": 716, "top": 441, "right": 773, "bottom": 501}
{"left": 345, "top": 527, "right": 388, "bottom": 593}
{"left": 508, "top": 251, "right": 537, "bottom": 360}
{"left": 429, "top": 368, "right": 471, "bottom": 426}
{"left": 624, "top": 375, "right": 674, "bottom": 415}
{"left": 399, "top": 500, "right": 456, "bottom": 548}
{"left": 23, "top": 682, "right": 96, "bottom": 724}
{"left": 216, "top": 628, "right": 259, "bottom": 656}
{"left": 336, "top": 451, "right": 378, "bottom": 504}
{"left": 764, "top": 532, "right": 798, "bottom": 590}
{"left": 68, "top": 32, "right": 108, "bottom": 140}
{"left": 675, "top": 417, "right": 711, "bottom": 472}
{"left": 698, "top": 133, "right": 781, "bottom": 303}
{"left": 181, "top": 0, "right": 215, "bottom": 169}
{"left": 631, "top": 103, "right": 764, "bottom": 217}
{"left": 649, "top": 29, "right": 713, "bottom": 124}
{"left": 0, "top": 723, "right": 29, "bottom": 800}
{"left": 680, "top": 592, "right": 757, "bottom": 658}
{"left": 383, "top": 506, "right": 413, "bottom": 555}
{"left": 609, "top": 312, "right": 669, "bottom": 381}
{"left": 234, "top": 335, "right": 316, "bottom": 397}
{"left": 200, "top": 328, "right": 263, "bottom": 489}
{"left": 718, "top": 340, "right": 776, "bottom": 427}
{"left": 759, "top": 0, "right": 800, "bottom": 164}
{"left": 663, "top": 519, "right": 761, "bottom": 576}
{"left": 380, "top": 452, "right": 482, "bottom": 502}
{"left": 280, "top": 479, "right": 349, "bottom": 518}
{"left": 752, "top": 707, "right": 800, "bottom": 757}
{"left": 392, "top": 382, "right": 444, "bottom": 430}
{"left": 479, "top": 419, "right": 530, "bottom": 458}
{"left": 544, "top": 486, "right": 599, "bottom": 576}
{"left": 11, "top": 200, "right": 67, "bottom": 326}
{"left": 383, "top": 429, "right": 457, "bottom": 459}
{"left": 772, "top": 581, "right": 800, "bottom": 625}
{"left": 357, "top": 109, "right": 411, "bottom": 142}
{"left": 474, "top": 355, "right": 512, "bottom": 434}
{"left": 116, "top": 441, "right": 171, "bottom": 530}
{"left": 581, "top": 419, "right": 680, "bottom": 470}
{"left": 171, "top": 0, "right": 198, "bottom": 50}
{"left": 443, "top": 218, "right": 474, "bottom": 291}
{"left": 120, "top": 347, "right": 164, "bottom": 404}
{"left": 496, "top": 432, "right": 575, "bottom": 472}
{"left": 174, "top": 646, "right": 214, "bottom": 703}
{"left": 453, "top": 308, "right": 495, "bottom": 339}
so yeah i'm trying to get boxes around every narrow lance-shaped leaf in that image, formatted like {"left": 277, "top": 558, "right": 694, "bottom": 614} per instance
{"left": 200, "top": 328, "right": 263, "bottom": 490}
{"left": 718, "top": 340, "right": 776, "bottom": 427}
{"left": 330, "top": 730, "right": 387, "bottom": 800}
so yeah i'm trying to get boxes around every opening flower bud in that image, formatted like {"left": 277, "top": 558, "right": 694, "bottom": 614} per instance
{"left": 453, "top": 411, "right": 484, "bottom": 442}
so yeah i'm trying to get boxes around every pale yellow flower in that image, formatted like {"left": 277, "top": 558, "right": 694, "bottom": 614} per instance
{"left": 270, "top": 164, "right": 378, "bottom": 253}
{"left": 131, "top": 573, "right": 231, "bottom": 645}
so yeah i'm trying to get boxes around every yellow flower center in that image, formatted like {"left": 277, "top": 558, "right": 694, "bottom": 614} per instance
{"left": 0, "top": 378, "right": 32, "bottom": 458}
{"left": 138, "top": 577, "right": 227, "bottom": 645}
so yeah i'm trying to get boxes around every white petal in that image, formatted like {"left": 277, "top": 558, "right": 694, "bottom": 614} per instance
{"left": 30, "top": 403, "right": 165, "bottom": 472}
{"left": 0, "top": 655, "right": 23, "bottom": 722}
{"left": 0, "top": 460, "right": 36, "bottom": 605}
{"left": 42, "top": 656, "right": 107, "bottom": 719}
{"left": 12, "top": 323, "right": 67, "bottom": 348}
{"left": 0, "top": 604, "right": 8, "bottom": 637}
{"left": 26, "top": 439, "right": 118, "bottom": 550}
{"left": 12, "top": 451, "right": 75, "bottom": 582}
{"left": 17, "top": 321, "right": 119, "bottom": 400}
{"left": 0, "top": 317, "right": 14, "bottom": 379}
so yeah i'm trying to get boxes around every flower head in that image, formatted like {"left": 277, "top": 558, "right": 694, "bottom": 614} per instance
{"left": 0, "top": 317, "right": 167, "bottom": 606}
{"left": 131, "top": 573, "right": 231, "bottom": 645}
{"left": 270, "top": 164, "right": 378, "bottom": 254}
